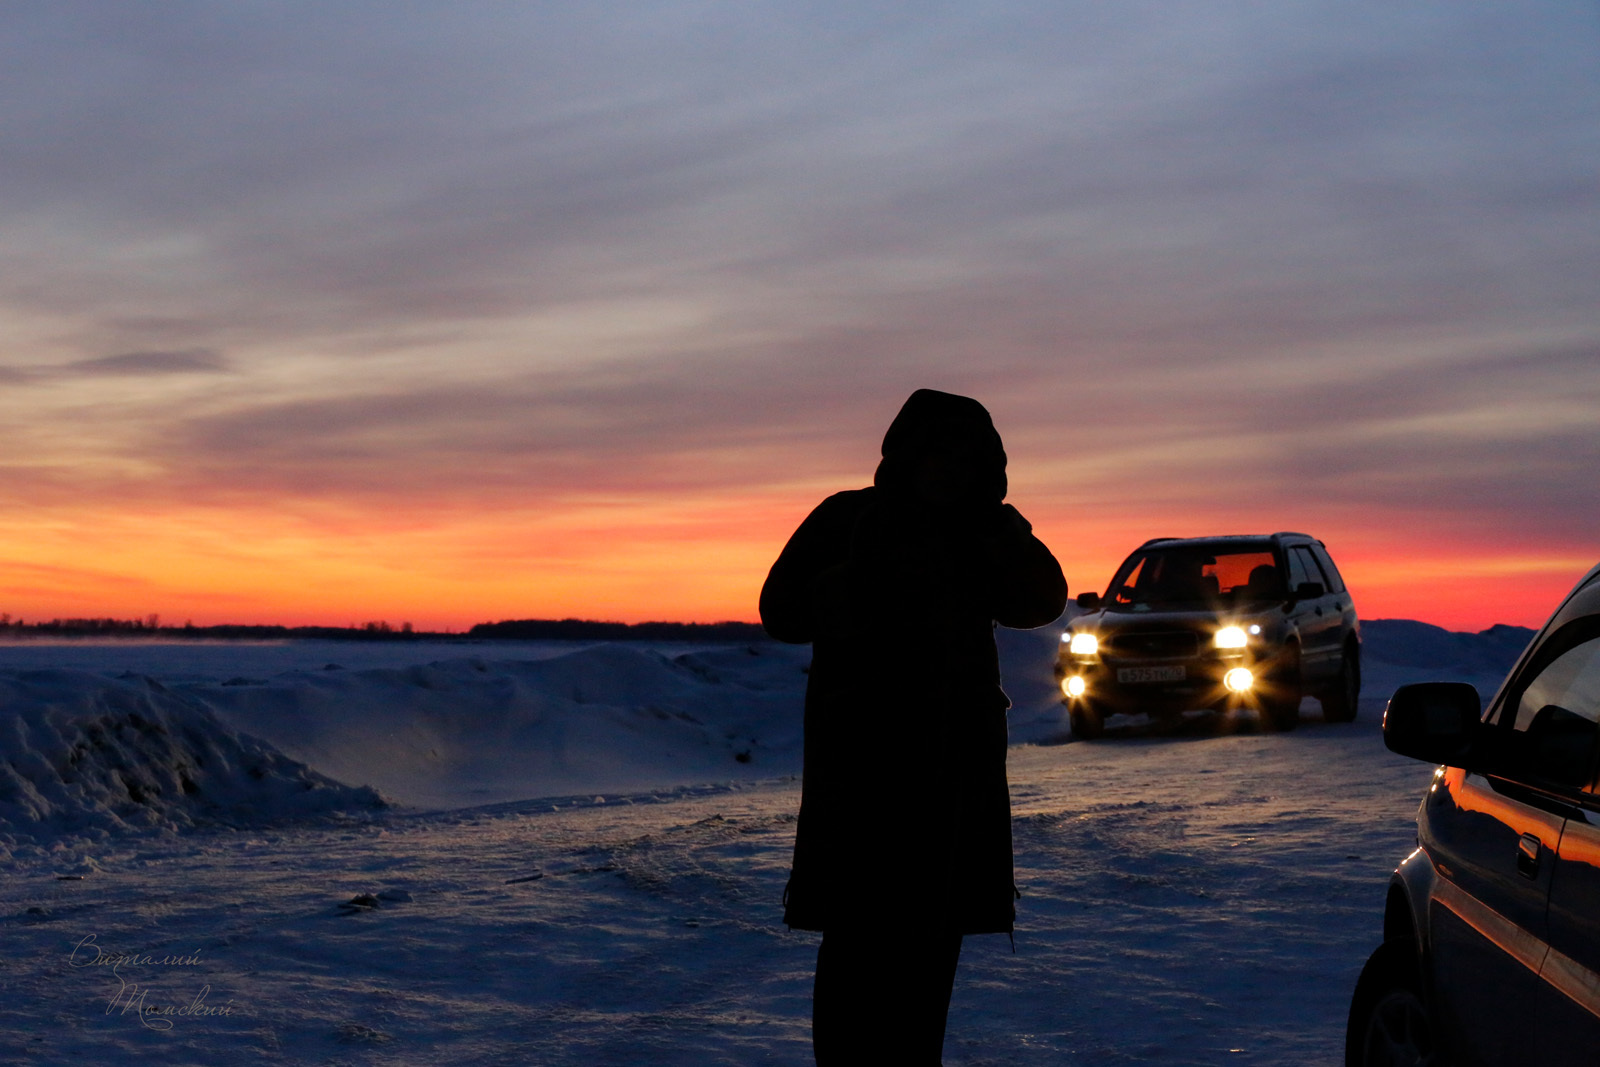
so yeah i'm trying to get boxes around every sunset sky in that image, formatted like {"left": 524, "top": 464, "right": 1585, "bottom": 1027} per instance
{"left": 2, "top": 3, "right": 1597, "bottom": 632}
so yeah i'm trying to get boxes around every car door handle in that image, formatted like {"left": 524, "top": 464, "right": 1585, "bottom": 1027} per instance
{"left": 1518, "top": 833, "right": 1542, "bottom": 879}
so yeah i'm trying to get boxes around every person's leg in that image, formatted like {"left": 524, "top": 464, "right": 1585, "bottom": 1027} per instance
{"left": 911, "top": 930, "right": 963, "bottom": 1062}
{"left": 813, "top": 929, "right": 866, "bottom": 1064}
{"left": 813, "top": 928, "right": 964, "bottom": 1065}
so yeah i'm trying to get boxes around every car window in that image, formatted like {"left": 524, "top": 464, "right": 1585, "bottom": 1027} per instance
{"left": 1205, "top": 551, "right": 1277, "bottom": 596}
{"left": 1108, "top": 556, "right": 1147, "bottom": 606}
{"left": 1498, "top": 621, "right": 1600, "bottom": 790}
{"left": 1286, "top": 547, "right": 1317, "bottom": 591}
{"left": 1307, "top": 544, "right": 1346, "bottom": 594}
{"left": 1108, "top": 548, "right": 1279, "bottom": 608}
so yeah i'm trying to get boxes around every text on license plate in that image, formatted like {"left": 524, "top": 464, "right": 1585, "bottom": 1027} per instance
{"left": 1117, "top": 665, "right": 1186, "bottom": 684}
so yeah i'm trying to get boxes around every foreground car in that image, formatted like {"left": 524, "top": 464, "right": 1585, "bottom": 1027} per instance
{"left": 1057, "top": 532, "right": 1361, "bottom": 737}
{"left": 1347, "top": 562, "right": 1600, "bottom": 1067}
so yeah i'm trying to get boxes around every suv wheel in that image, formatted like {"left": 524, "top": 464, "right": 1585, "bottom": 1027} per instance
{"left": 1321, "top": 643, "right": 1361, "bottom": 723}
{"left": 1261, "top": 643, "right": 1301, "bottom": 731}
{"left": 1346, "top": 940, "right": 1441, "bottom": 1067}
{"left": 1069, "top": 703, "right": 1104, "bottom": 740}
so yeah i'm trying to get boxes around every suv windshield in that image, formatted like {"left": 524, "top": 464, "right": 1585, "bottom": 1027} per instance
{"left": 1106, "top": 545, "right": 1283, "bottom": 610}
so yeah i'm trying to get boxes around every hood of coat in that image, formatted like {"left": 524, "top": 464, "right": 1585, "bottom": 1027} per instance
{"left": 873, "top": 389, "right": 1008, "bottom": 507}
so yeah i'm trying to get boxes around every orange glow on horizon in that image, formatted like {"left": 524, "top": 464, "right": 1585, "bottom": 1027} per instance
{"left": 0, "top": 490, "right": 819, "bottom": 632}
{"left": 0, "top": 488, "right": 1586, "bottom": 635}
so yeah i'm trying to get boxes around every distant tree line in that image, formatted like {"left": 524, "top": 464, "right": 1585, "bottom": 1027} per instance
{"left": 0, "top": 613, "right": 766, "bottom": 643}
{"left": 0, "top": 615, "right": 423, "bottom": 640}
{"left": 466, "top": 619, "right": 767, "bottom": 641}
{"left": 0, "top": 614, "right": 171, "bottom": 635}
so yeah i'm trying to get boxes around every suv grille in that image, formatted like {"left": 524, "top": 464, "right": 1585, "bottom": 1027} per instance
{"left": 1108, "top": 630, "right": 1199, "bottom": 659}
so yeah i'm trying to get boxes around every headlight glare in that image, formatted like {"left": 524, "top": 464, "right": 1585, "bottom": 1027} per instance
{"left": 1063, "top": 675, "right": 1087, "bottom": 698}
{"left": 1223, "top": 668, "right": 1254, "bottom": 693}
{"left": 1214, "top": 626, "right": 1248, "bottom": 649}
{"left": 1068, "top": 632, "right": 1099, "bottom": 655}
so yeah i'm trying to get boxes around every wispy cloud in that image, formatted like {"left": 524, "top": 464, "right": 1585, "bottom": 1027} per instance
{"left": 0, "top": 349, "right": 228, "bottom": 384}
{"left": 62, "top": 349, "right": 229, "bottom": 376}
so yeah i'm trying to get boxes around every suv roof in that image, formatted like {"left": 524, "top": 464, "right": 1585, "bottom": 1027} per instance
{"left": 1135, "top": 532, "right": 1318, "bottom": 550}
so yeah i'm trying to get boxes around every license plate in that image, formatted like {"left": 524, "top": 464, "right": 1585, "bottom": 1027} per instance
{"left": 1117, "top": 665, "right": 1186, "bottom": 684}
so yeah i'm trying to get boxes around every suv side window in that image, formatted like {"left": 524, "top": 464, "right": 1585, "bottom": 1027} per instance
{"left": 1497, "top": 621, "right": 1600, "bottom": 791}
{"left": 1286, "top": 547, "right": 1320, "bottom": 592}
{"left": 1307, "top": 544, "right": 1346, "bottom": 594}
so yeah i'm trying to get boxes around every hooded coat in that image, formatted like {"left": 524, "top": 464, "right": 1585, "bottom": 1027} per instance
{"left": 760, "top": 390, "right": 1068, "bottom": 933}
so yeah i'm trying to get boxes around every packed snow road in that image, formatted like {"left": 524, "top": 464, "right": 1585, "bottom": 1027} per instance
{"left": 4, "top": 711, "right": 1436, "bottom": 1066}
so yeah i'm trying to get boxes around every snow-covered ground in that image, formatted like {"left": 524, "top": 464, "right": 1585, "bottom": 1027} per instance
{"left": 0, "top": 621, "right": 1535, "bottom": 1064}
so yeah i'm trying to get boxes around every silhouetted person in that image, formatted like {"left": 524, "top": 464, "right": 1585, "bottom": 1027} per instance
{"left": 760, "top": 389, "right": 1068, "bottom": 1065}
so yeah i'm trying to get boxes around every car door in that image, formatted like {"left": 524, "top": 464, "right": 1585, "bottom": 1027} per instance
{"left": 1421, "top": 759, "right": 1564, "bottom": 1065}
{"left": 1422, "top": 608, "right": 1600, "bottom": 1066}
{"left": 1307, "top": 542, "right": 1358, "bottom": 642}
{"left": 1518, "top": 620, "right": 1600, "bottom": 1064}
{"left": 1284, "top": 544, "right": 1340, "bottom": 684}
{"left": 1543, "top": 805, "right": 1600, "bottom": 1065}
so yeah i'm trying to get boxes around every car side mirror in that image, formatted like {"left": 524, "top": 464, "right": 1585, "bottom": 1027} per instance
{"left": 1076, "top": 591, "right": 1101, "bottom": 610}
{"left": 1383, "top": 682, "right": 1481, "bottom": 767}
{"left": 1292, "top": 581, "right": 1325, "bottom": 601}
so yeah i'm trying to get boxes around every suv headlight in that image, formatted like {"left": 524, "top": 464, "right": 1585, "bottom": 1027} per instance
{"left": 1214, "top": 626, "right": 1248, "bottom": 649}
{"left": 1068, "top": 632, "right": 1099, "bottom": 655}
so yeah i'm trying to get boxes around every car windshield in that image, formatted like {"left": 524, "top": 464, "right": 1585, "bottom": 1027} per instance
{"left": 1106, "top": 546, "right": 1283, "bottom": 609}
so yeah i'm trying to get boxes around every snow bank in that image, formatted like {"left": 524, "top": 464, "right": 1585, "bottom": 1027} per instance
{"left": 1361, "top": 619, "right": 1536, "bottom": 675}
{"left": 189, "top": 643, "right": 813, "bottom": 810}
{"left": 0, "top": 670, "right": 387, "bottom": 855}
{"left": 0, "top": 619, "right": 1533, "bottom": 841}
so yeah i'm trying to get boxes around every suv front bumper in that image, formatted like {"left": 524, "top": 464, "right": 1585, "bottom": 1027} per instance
{"left": 1055, "top": 647, "right": 1281, "bottom": 715}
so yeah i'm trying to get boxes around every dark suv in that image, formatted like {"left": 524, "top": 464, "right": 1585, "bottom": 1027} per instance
{"left": 1347, "top": 563, "right": 1600, "bottom": 1067}
{"left": 1057, "top": 532, "right": 1361, "bottom": 737}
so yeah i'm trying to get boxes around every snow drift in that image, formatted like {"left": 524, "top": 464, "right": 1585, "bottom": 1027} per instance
{"left": 1360, "top": 619, "right": 1536, "bottom": 675}
{"left": 0, "top": 670, "right": 387, "bottom": 853}
{"left": 188, "top": 642, "right": 813, "bottom": 810}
